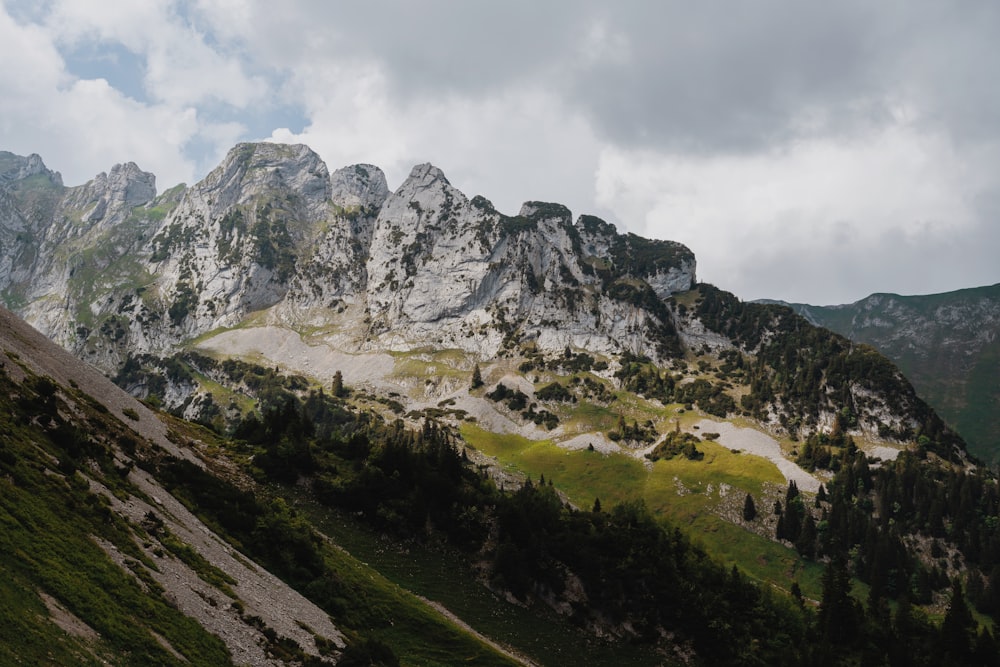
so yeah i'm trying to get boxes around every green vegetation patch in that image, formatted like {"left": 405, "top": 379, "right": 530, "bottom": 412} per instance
{"left": 459, "top": 424, "right": 817, "bottom": 597}
{"left": 0, "top": 368, "right": 233, "bottom": 665}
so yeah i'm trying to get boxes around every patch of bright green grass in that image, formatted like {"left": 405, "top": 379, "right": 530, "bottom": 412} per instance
{"left": 658, "top": 440, "right": 784, "bottom": 497}
{"left": 461, "top": 423, "right": 826, "bottom": 601}
{"left": 390, "top": 348, "right": 473, "bottom": 381}
{"left": 552, "top": 399, "right": 619, "bottom": 433}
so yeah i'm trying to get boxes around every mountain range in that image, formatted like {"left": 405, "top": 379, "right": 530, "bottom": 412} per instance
{"left": 0, "top": 144, "right": 693, "bottom": 374}
{"left": 768, "top": 285, "right": 1000, "bottom": 463}
{"left": 2, "top": 144, "right": 999, "bottom": 665}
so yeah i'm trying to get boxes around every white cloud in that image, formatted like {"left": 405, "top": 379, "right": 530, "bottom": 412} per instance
{"left": 0, "top": 4, "right": 227, "bottom": 188}
{"left": 0, "top": 7, "right": 68, "bottom": 100}
{"left": 267, "top": 59, "right": 603, "bottom": 218}
{"left": 596, "top": 119, "right": 988, "bottom": 303}
{"left": 2, "top": 1, "right": 998, "bottom": 303}
{"left": 44, "top": 0, "right": 266, "bottom": 108}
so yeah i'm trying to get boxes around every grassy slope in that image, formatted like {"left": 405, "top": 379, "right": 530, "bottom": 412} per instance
{"left": 461, "top": 424, "right": 826, "bottom": 601}
{"left": 314, "top": 536, "right": 520, "bottom": 667}
{"left": 300, "top": 501, "right": 667, "bottom": 667}
{"left": 0, "top": 388, "right": 232, "bottom": 665}
{"left": 0, "top": 363, "right": 522, "bottom": 667}
{"left": 160, "top": 417, "right": 523, "bottom": 667}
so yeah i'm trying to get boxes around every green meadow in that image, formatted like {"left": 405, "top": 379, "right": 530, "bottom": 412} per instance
{"left": 461, "top": 424, "right": 826, "bottom": 600}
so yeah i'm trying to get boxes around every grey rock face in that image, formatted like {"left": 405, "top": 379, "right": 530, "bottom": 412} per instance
{"left": 362, "top": 164, "right": 695, "bottom": 359}
{"left": 64, "top": 162, "right": 156, "bottom": 224}
{"left": 0, "top": 151, "right": 63, "bottom": 186}
{"left": 330, "top": 163, "right": 390, "bottom": 212}
{"left": 0, "top": 143, "right": 697, "bottom": 372}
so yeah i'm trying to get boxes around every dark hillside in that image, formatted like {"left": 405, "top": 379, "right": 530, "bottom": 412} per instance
{"left": 775, "top": 283, "right": 1000, "bottom": 462}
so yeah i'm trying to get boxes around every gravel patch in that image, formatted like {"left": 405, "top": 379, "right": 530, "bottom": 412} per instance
{"left": 557, "top": 433, "right": 621, "bottom": 454}
{"left": 38, "top": 591, "right": 100, "bottom": 643}
{"left": 694, "top": 419, "right": 821, "bottom": 493}
{"left": 197, "top": 326, "right": 395, "bottom": 386}
{"left": 90, "top": 468, "right": 346, "bottom": 666}
{"left": 867, "top": 445, "right": 903, "bottom": 461}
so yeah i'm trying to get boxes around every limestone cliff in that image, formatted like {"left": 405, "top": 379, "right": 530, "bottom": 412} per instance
{"left": 0, "top": 143, "right": 696, "bottom": 371}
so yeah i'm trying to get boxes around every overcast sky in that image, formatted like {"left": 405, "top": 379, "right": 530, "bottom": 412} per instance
{"left": 2, "top": 1, "right": 998, "bottom": 305}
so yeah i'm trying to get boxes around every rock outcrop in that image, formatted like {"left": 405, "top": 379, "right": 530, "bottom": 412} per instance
{"left": 0, "top": 143, "right": 696, "bottom": 371}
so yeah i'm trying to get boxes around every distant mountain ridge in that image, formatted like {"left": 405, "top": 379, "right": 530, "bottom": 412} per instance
{"left": 763, "top": 284, "right": 1000, "bottom": 461}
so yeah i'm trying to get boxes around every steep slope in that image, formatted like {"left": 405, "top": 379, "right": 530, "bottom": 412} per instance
{"left": 0, "top": 304, "right": 349, "bottom": 664}
{"left": 773, "top": 284, "right": 1000, "bottom": 461}
{"left": 0, "top": 304, "right": 543, "bottom": 666}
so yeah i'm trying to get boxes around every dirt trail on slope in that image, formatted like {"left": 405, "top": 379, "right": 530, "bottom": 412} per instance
{"left": 415, "top": 596, "right": 538, "bottom": 667}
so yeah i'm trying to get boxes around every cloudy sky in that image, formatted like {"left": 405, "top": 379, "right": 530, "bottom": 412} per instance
{"left": 1, "top": 1, "right": 998, "bottom": 305}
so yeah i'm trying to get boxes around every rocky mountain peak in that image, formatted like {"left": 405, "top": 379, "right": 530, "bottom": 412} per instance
{"left": 374, "top": 162, "right": 468, "bottom": 235}
{"left": 193, "top": 142, "right": 331, "bottom": 219}
{"left": 110, "top": 162, "right": 157, "bottom": 206}
{"left": 405, "top": 162, "right": 451, "bottom": 187}
{"left": 0, "top": 151, "right": 63, "bottom": 187}
{"left": 330, "top": 163, "right": 389, "bottom": 212}
{"left": 519, "top": 200, "right": 572, "bottom": 224}
{"left": 68, "top": 162, "right": 157, "bottom": 224}
{"left": 1, "top": 143, "right": 699, "bottom": 368}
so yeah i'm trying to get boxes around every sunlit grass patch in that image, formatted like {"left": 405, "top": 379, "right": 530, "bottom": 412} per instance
{"left": 460, "top": 422, "right": 822, "bottom": 599}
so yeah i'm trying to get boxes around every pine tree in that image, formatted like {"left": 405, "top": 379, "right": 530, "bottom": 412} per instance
{"left": 941, "top": 578, "right": 975, "bottom": 661}
{"left": 332, "top": 370, "right": 345, "bottom": 397}
{"left": 966, "top": 568, "right": 986, "bottom": 612}
{"left": 742, "top": 493, "right": 757, "bottom": 522}
{"left": 592, "top": 497, "right": 602, "bottom": 513}
{"left": 796, "top": 514, "right": 816, "bottom": 559}
{"left": 790, "top": 581, "right": 804, "bottom": 608}
{"left": 818, "top": 557, "right": 857, "bottom": 645}
{"left": 471, "top": 364, "right": 483, "bottom": 389}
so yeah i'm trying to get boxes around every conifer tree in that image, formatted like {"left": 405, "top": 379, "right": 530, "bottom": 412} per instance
{"left": 941, "top": 578, "right": 975, "bottom": 661}
{"left": 818, "top": 557, "right": 857, "bottom": 645}
{"left": 742, "top": 493, "right": 757, "bottom": 522}
{"left": 796, "top": 514, "right": 817, "bottom": 559}
{"left": 471, "top": 364, "right": 483, "bottom": 389}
